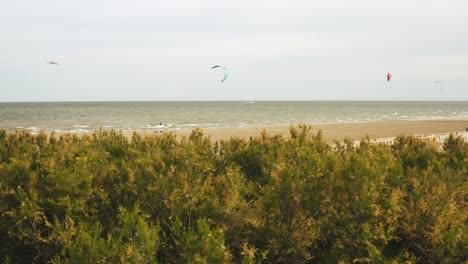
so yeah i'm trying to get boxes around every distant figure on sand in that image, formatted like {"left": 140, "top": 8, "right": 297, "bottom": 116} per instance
{"left": 155, "top": 123, "right": 165, "bottom": 133}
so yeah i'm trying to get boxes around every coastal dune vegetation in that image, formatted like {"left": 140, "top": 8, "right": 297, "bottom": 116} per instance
{"left": 0, "top": 126, "right": 466, "bottom": 263}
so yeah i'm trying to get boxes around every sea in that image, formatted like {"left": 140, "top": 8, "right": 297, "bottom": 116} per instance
{"left": 0, "top": 101, "right": 467, "bottom": 134}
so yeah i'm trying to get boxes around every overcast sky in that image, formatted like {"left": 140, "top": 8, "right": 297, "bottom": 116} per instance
{"left": 1, "top": 0, "right": 467, "bottom": 101}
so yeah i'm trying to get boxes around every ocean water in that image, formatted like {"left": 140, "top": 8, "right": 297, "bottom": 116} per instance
{"left": 0, "top": 101, "right": 467, "bottom": 134}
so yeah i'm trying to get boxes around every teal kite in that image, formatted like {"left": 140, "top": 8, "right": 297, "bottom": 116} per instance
{"left": 211, "top": 65, "right": 228, "bottom": 82}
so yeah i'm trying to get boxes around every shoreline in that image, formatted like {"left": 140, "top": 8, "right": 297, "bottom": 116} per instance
{"left": 5, "top": 119, "right": 468, "bottom": 143}
{"left": 167, "top": 119, "right": 468, "bottom": 142}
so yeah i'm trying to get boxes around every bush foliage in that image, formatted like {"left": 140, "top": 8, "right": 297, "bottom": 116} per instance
{"left": 0, "top": 127, "right": 466, "bottom": 263}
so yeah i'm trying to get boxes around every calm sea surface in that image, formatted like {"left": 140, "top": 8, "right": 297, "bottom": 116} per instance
{"left": 0, "top": 101, "right": 467, "bottom": 134}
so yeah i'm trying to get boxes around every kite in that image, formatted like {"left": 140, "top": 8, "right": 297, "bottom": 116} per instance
{"left": 385, "top": 72, "right": 393, "bottom": 88}
{"left": 435, "top": 81, "right": 446, "bottom": 92}
{"left": 211, "top": 65, "right": 228, "bottom": 82}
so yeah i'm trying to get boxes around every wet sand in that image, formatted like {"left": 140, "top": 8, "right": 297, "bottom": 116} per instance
{"left": 167, "top": 120, "right": 468, "bottom": 142}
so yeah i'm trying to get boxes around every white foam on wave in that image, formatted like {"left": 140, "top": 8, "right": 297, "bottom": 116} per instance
{"left": 144, "top": 124, "right": 169, "bottom": 129}
{"left": 73, "top": 125, "right": 89, "bottom": 128}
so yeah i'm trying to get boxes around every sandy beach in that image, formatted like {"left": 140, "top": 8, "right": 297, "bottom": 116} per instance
{"left": 148, "top": 119, "right": 468, "bottom": 142}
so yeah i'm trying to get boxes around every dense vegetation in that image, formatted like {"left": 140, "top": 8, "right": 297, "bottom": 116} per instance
{"left": 0, "top": 126, "right": 466, "bottom": 263}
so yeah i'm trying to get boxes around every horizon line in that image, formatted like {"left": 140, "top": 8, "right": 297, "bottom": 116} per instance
{"left": 1, "top": 99, "right": 468, "bottom": 104}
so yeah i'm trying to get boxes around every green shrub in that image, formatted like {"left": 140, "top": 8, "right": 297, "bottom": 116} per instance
{"left": 0, "top": 128, "right": 466, "bottom": 263}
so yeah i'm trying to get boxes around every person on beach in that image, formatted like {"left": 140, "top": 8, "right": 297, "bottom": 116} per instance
{"left": 155, "top": 123, "right": 164, "bottom": 133}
